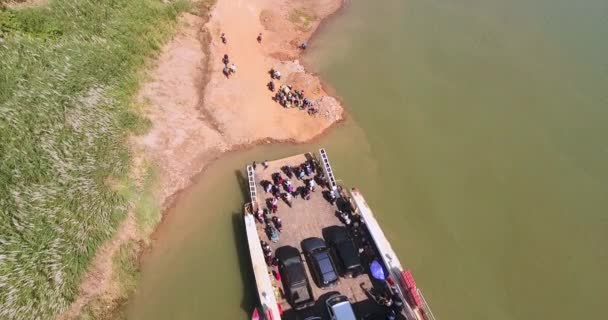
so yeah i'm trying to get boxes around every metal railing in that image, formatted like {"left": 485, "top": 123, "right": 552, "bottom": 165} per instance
{"left": 418, "top": 289, "right": 437, "bottom": 320}
{"left": 319, "top": 148, "right": 338, "bottom": 191}
{"left": 246, "top": 165, "right": 258, "bottom": 212}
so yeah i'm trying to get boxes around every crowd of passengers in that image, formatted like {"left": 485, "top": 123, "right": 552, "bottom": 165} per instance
{"left": 252, "top": 158, "right": 330, "bottom": 248}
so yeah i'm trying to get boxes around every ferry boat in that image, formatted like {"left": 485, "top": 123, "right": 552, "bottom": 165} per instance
{"left": 243, "top": 149, "right": 436, "bottom": 320}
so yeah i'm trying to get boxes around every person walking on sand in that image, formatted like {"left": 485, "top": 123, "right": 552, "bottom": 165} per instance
{"left": 252, "top": 161, "right": 257, "bottom": 170}
{"left": 262, "top": 160, "right": 269, "bottom": 169}
{"left": 221, "top": 33, "right": 227, "bottom": 44}
{"left": 257, "top": 33, "right": 262, "bottom": 43}
{"left": 229, "top": 63, "right": 237, "bottom": 74}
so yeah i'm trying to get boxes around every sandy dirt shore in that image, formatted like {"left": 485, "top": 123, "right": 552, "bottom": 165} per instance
{"left": 142, "top": 0, "right": 345, "bottom": 206}
{"left": 60, "top": 0, "right": 345, "bottom": 318}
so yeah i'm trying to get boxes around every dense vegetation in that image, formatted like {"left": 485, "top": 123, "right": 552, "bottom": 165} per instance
{"left": 0, "top": 0, "right": 188, "bottom": 318}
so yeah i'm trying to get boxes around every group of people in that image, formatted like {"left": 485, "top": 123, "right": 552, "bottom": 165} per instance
{"left": 268, "top": 71, "right": 319, "bottom": 115}
{"left": 255, "top": 204, "right": 283, "bottom": 243}
{"left": 260, "top": 240, "right": 279, "bottom": 266}
{"left": 220, "top": 32, "right": 263, "bottom": 78}
{"left": 262, "top": 160, "right": 319, "bottom": 204}
{"left": 253, "top": 158, "right": 326, "bottom": 244}
{"left": 219, "top": 31, "right": 320, "bottom": 115}
{"left": 222, "top": 54, "right": 237, "bottom": 78}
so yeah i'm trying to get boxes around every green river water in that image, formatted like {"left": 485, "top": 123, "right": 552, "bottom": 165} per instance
{"left": 126, "top": 0, "right": 608, "bottom": 319}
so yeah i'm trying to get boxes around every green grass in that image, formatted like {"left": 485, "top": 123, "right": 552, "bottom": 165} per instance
{"left": 0, "top": 0, "right": 190, "bottom": 318}
{"left": 289, "top": 8, "right": 317, "bottom": 32}
{"left": 134, "top": 166, "right": 161, "bottom": 239}
{"left": 113, "top": 240, "right": 140, "bottom": 304}
{"left": 74, "top": 164, "right": 159, "bottom": 320}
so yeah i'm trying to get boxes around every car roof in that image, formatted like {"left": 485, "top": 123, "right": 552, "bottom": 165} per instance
{"left": 327, "top": 295, "right": 356, "bottom": 320}
{"left": 313, "top": 251, "right": 338, "bottom": 282}
{"left": 332, "top": 302, "right": 357, "bottom": 320}
{"left": 284, "top": 262, "right": 307, "bottom": 283}
{"left": 336, "top": 241, "right": 361, "bottom": 268}
{"left": 302, "top": 237, "right": 326, "bottom": 253}
{"left": 327, "top": 226, "right": 350, "bottom": 243}
{"left": 276, "top": 246, "right": 301, "bottom": 265}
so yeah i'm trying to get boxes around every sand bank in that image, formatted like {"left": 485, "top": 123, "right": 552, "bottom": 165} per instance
{"left": 140, "top": 0, "right": 345, "bottom": 206}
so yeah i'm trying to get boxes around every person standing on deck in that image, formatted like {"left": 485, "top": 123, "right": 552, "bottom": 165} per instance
{"left": 272, "top": 216, "right": 282, "bottom": 231}
{"left": 302, "top": 188, "right": 311, "bottom": 200}
{"left": 255, "top": 208, "right": 264, "bottom": 222}
{"left": 328, "top": 190, "right": 337, "bottom": 205}
{"left": 271, "top": 198, "right": 278, "bottom": 213}
{"left": 340, "top": 211, "right": 351, "bottom": 225}
{"left": 304, "top": 163, "right": 312, "bottom": 176}
{"left": 285, "top": 165, "right": 293, "bottom": 178}
{"left": 283, "top": 192, "right": 293, "bottom": 207}
{"left": 272, "top": 185, "right": 281, "bottom": 199}
{"left": 308, "top": 179, "right": 316, "bottom": 192}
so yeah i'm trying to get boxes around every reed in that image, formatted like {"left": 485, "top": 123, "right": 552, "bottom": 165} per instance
{"left": 0, "top": 0, "right": 188, "bottom": 318}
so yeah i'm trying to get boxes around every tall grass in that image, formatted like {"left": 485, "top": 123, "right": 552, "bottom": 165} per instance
{"left": 0, "top": 0, "right": 188, "bottom": 318}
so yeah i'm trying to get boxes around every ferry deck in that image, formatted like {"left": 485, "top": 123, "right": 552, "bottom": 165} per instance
{"left": 243, "top": 150, "right": 435, "bottom": 320}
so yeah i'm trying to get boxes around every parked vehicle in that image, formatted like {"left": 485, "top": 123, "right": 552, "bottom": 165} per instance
{"left": 326, "top": 294, "right": 357, "bottom": 320}
{"left": 325, "top": 226, "right": 364, "bottom": 278}
{"left": 276, "top": 246, "right": 315, "bottom": 310}
{"left": 301, "top": 237, "right": 339, "bottom": 288}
